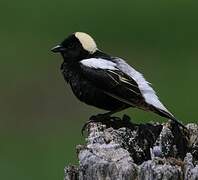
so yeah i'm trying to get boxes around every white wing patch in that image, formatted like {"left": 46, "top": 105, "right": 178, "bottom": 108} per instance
{"left": 80, "top": 58, "right": 118, "bottom": 70}
{"left": 115, "top": 58, "right": 170, "bottom": 113}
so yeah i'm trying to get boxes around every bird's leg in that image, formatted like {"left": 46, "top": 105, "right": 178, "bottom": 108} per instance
{"left": 89, "top": 106, "right": 129, "bottom": 122}
{"left": 81, "top": 107, "right": 129, "bottom": 135}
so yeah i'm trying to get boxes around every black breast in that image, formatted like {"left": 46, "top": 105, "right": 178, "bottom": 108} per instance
{"left": 61, "top": 63, "right": 126, "bottom": 111}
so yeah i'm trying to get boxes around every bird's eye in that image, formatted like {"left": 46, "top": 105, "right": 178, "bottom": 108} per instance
{"left": 67, "top": 43, "right": 75, "bottom": 49}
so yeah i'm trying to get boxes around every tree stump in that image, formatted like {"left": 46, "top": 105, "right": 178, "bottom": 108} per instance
{"left": 64, "top": 115, "right": 198, "bottom": 180}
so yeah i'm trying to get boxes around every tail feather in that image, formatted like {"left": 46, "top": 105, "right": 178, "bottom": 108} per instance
{"left": 150, "top": 106, "right": 187, "bottom": 129}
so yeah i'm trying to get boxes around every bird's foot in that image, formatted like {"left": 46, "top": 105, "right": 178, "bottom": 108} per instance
{"left": 89, "top": 113, "right": 115, "bottom": 122}
{"left": 81, "top": 114, "right": 136, "bottom": 136}
{"left": 81, "top": 114, "right": 116, "bottom": 135}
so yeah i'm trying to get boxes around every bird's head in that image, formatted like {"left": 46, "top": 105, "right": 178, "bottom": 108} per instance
{"left": 51, "top": 32, "right": 98, "bottom": 61}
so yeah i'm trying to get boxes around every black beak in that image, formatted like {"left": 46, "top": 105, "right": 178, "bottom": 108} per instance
{"left": 51, "top": 45, "right": 65, "bottom": 53}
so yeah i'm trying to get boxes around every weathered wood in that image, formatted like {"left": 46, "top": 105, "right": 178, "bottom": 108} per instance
{"left": 64, "top": 116, "right": 198, "bottom": 180}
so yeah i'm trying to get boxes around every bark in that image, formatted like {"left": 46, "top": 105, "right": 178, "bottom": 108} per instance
{"left": 64, "top": 115, "right": 198, "bottom": 180}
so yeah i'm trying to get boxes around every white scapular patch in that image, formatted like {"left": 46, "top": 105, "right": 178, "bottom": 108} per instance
{"left": 75, "top": 32, "right": 97, "bottom": 54}
{"left": 80, "top": 58, "right": 118, "bottom": 70}
{"left": 115, "top": 58, "right": 170, "bottom": 113}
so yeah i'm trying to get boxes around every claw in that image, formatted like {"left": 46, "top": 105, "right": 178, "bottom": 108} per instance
{"left": 81, "top": 114, "right": 110, "bottom": 136}
{"left": 81, "top": 120, "right": 92, "bottom": 136}
{"left": 81, "top": 114, "right": 137, "bottom": 136}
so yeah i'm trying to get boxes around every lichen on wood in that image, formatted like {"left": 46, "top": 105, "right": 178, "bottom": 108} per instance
{"left": 64, "top": 115, "right": 198, "bottom": 180}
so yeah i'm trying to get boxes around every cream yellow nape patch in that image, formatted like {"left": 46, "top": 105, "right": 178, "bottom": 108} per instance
{"left": 75, "top": 32, "right": 97, "bottom": 54}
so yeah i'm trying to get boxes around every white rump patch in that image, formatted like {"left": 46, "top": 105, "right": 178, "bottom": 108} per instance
{"left": 80, "top": 58, "right": 118, "bottom": 70}
{"left": 115, "top": 58, "right": 170, "bottom": 113}
{"left": 75, "top": 32, "right": 97, "bottom": 54}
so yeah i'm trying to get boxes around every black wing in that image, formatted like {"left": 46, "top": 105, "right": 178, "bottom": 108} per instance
{"left": 79, "top": 59, "right": 187, "bottom": 129}
{"left": 80, "top": 64, "right": 145, "bottom": 107}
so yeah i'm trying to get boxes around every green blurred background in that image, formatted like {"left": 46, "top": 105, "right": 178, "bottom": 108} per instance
{"left": 0, "top": 0, "right": 197, "bottom": 179}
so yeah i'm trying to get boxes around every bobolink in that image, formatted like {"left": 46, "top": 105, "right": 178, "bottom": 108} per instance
{"left": 51, "top": 32, "right": 185, "bottom": 128}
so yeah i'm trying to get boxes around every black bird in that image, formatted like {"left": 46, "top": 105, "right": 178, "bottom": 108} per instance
{"left": 51, "top": 32, "right": 185, "bottom": 128}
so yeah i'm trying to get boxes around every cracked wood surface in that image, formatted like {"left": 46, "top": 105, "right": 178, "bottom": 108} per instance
{"left": 64, "top": 116, "right": 198, "bottom": 180}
